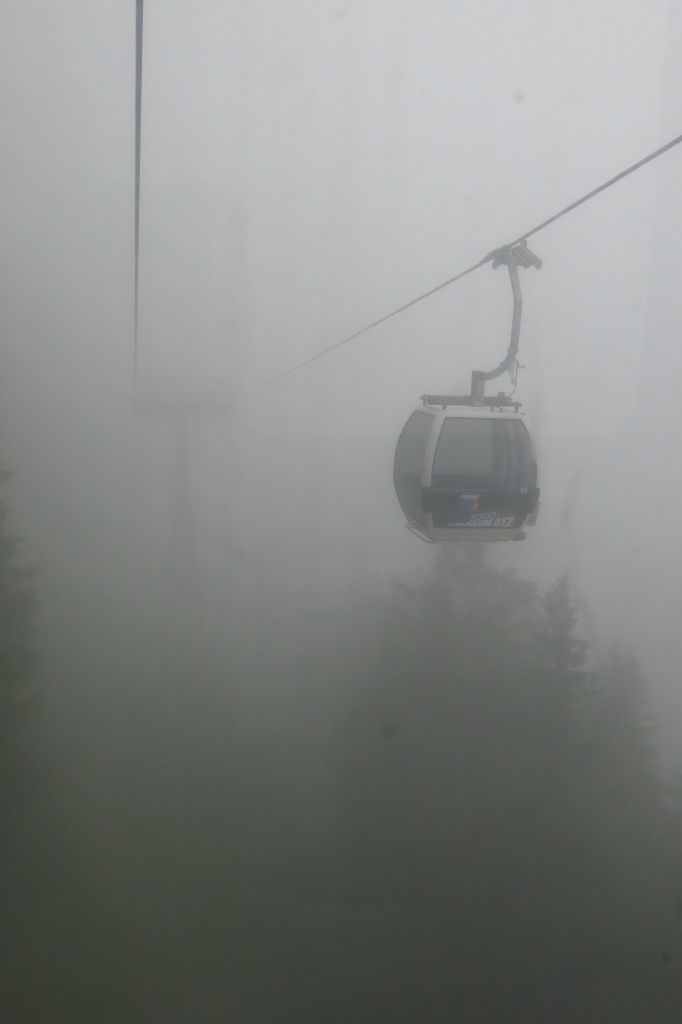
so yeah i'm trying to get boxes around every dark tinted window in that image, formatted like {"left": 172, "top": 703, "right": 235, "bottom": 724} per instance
{"left": 393, "top": 411, "right": 434, "bottom": 523}
{"left": 432, "top": 416, "right": 535, "bottom": 497}
{"left": 432, "top": 417, "right": 494, "bottom": 489}
{"left": 496, "top": 418, "right": 536, "bottom": 499}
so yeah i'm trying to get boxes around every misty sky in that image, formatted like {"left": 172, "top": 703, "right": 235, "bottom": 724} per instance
{"left": 1, "top": 3, "right": 672, "bottom": 411}
{"left": 2, "top": 3, "right": 682, "bottom": 762}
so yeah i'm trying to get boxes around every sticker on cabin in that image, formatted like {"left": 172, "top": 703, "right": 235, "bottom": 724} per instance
{"left": 462, "top": 512, "right": 497, "bottom": 528}
{"left": 492, "top": 515, "right": 517, "bottom": 528}
{"left": 449, "top": 511, "right": 518, "bottom": 529}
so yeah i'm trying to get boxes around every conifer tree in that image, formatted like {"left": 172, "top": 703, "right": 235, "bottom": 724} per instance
{"left": 339, "top": 551, "right": 680, "bottom": 1021}
{"left": 0, "top": 466, "right": 38, "bottom": 734}
{"left": 538, "top": 572, "right": 589, "bottom": 677}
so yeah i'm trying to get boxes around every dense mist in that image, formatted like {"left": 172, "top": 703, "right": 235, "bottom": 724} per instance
{"left": 2, "top": 3, "right": 682, "bottom": 1021}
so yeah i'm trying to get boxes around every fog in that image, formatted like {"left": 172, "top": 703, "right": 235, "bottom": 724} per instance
{"left": 2, "top": 2, "right": 682, "bottom": 1020}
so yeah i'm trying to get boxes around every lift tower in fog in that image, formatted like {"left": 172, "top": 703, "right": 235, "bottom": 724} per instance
{"left": 133, "top": 2, "right": 255, "bottom": 620}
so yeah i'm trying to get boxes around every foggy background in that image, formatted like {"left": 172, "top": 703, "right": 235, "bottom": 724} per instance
{"left": 2, "top": 3, "right": 682, "bottom": 1019}
{"left": 1, "top": 0, "right": 679, "bottom": 756}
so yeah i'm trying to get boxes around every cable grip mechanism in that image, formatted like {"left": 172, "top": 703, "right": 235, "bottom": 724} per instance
{"left": 470, "top": 240, "right": 542, "bottom": 404}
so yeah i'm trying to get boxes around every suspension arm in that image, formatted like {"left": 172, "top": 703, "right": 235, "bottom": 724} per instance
{"left": 471, "top": 240, "right": 541, "bottom": 401}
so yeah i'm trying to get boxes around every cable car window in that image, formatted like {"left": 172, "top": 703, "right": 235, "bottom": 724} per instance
{"left": 393, "top": 411, "right": 433, "bottom": 524}
{"left": 493, "top": 419, "right": 527, "bottom": 498}
{"left": 432, "top": 418, "right": 494, "bottom": 490}
{"left": 499, "top": 420, "right": 537, "bottom": 498}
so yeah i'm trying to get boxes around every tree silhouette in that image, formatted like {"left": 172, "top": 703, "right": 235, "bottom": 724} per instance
{"left": 538, "top": 572, "right": 589, "bottom": 677}
{"left": 0, "top": 466, "right": 38, "bottom": 735}
{"left": 338, "top": 550, "right": 681, "bottom": 1022}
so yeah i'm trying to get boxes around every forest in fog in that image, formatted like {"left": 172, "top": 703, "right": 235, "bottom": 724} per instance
{"left": 2, "top": 461, "right": 682, "bottom": 1022}
{"left": 3, "top": 2, "right": 682, "bottom": 1021}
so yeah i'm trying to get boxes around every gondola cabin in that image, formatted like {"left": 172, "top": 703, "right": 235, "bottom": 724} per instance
{"left": 393, "top": 395, "right": 540, "bottom": 542}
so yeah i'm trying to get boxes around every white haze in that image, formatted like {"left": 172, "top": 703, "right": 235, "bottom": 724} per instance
{"left": 2, "top": 0, "right": 681, "bottom": 770}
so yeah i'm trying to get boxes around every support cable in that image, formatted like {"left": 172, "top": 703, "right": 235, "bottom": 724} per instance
{"left": 261, "top": 132, "right": 682, "bottom": 389}
{"left": 134, "top": 0, "right": 144, "bottom": 373}
{"left": 129, "top": 6, "right": 682, "bottom": 391}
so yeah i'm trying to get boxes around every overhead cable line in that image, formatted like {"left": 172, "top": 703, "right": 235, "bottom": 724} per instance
{"left": 262, "top": 131, "right": 682, "bottom": 389}
{"left": 134, "top": 0, "right": 144, "bottom": 373}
